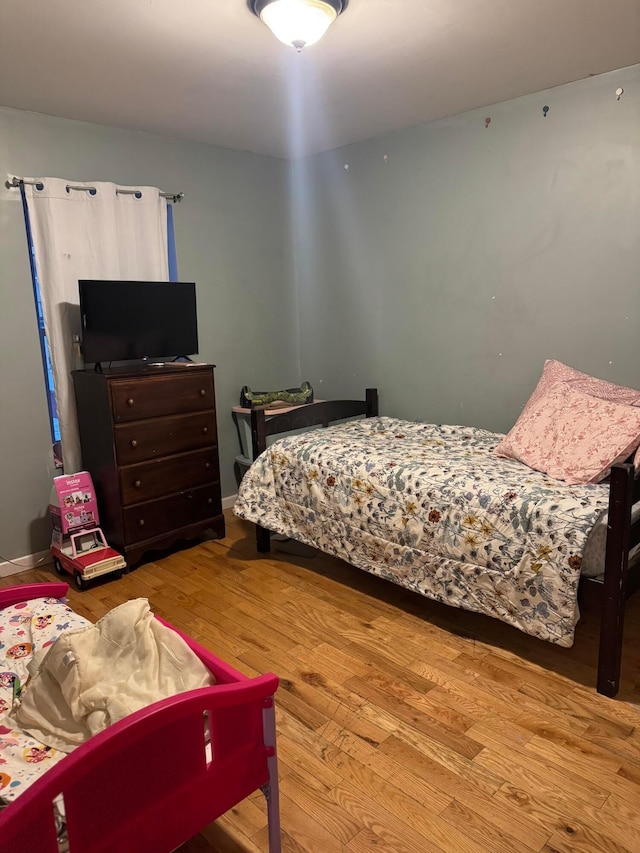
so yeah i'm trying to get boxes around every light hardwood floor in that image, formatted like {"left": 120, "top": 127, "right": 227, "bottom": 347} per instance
{"left": 4, "top": 509, "right": 640, "bottom": 852}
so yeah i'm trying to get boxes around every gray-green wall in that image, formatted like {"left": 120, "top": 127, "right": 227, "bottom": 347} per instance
{"left": 2, "top": 63, "right": 639, "bottom": 563}
{"left": 294, "top": 65, "right": 640, "bottom": 431}
{"left": 0, "top": 106, "right": 296, "bottom": 562}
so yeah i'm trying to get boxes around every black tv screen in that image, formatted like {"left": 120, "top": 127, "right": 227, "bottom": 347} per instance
{"left": 79, "top": 280, "right": 198, "bottom": 363}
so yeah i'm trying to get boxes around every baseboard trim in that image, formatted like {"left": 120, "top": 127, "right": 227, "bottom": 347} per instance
{"left": 2, "top": 504, "right": 239, "bottom": 579}
{"left": 0, "top": 549, "right": 51, "bottom": 579}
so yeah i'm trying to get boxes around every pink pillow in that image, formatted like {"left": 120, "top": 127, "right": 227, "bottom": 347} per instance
{"left": 521, "top": 358, "right": 640, "bottom": 409}
{"left": 495, "top": 383, "right": 640, "bottom": 484}
{"left": 496, "top": 359, "right": 640, "bottom": 469}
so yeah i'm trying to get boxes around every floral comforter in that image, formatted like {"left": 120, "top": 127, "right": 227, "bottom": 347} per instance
{"left": 234, "top": 417, "right": 611, "bottom": 646}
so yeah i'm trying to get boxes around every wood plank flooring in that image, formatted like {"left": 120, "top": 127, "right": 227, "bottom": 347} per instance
{"left": 4, "top": 509, "right": 640, "bottom": 852}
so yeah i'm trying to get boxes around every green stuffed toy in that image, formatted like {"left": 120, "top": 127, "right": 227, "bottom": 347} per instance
{"left": 240, "top": 381, "right": 314, "bottom": 408}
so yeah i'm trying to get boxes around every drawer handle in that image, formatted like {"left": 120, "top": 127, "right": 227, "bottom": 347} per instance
{"left": 202, "top": 427, "right": 208, "bottom": 435}
{"left": 199, "top": 389, "right": 206, "bottom": 397}
{"left": 134, "top": 479, "right": 142, "bottom": 488}
{"left": 205, "top": 462, "right": 211, "bottom": 470}
{"left": 130, "top": 439, "right": 138, "bottom": 448}
{"left": 127, "top": 398, "right": 134, "bottom": 407}
{"left": 207, "top": 498, "right": 213, "bottom": 505}
{"left": 138, "top": 519, "right": 145, "bottom": 527}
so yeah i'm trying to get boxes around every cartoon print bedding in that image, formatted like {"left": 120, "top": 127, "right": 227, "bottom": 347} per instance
{"left": 0, "top": 596, "right": 89, "bottom": 803}
{"left": 0, "top": 594, "right": 214, "bottom": 804}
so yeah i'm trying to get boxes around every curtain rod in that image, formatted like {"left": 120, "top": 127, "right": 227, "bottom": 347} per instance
{"left": 6, "top": 176, "right": 184, "bottom": 203}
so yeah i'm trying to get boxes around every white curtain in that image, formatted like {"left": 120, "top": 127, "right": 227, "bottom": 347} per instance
{"left": 23, "top": 177, "right": 169, "bottom": 474}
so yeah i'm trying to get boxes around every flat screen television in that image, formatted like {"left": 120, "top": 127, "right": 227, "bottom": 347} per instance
{"left": 79, "top": 280, "right": 198, "bottom": 363}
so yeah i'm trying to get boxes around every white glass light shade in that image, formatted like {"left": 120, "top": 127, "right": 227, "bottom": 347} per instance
{"left": 259, "top": 0, "right": 338, "bottom": 51}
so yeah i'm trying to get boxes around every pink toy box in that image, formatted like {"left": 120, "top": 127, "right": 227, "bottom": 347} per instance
{"left": 50, "top": 471, "right": 99, "bottom": 535}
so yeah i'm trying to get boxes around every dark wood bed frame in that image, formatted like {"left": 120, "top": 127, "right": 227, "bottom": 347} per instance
{"left": 249, "top": 388, "right": 640, "bottom": 698}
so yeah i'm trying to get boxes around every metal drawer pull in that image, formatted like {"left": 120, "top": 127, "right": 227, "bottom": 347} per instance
{"left": 207, "top": 498, "right": 213, "bottom": 505}
{"left": 205, "top": 462, "right": 211, "bottom": 470}
{"left": 202, "top": 427, "right": 208, "bottom": 434}
{"left": 199, "top": 389, "right": 206, "bottom": 396}
{"left": 138, "top": 519, "right": 145, "bottom": 527}
{"left": 134, "top": 479, "right": 142, "bottom": 488}
{"left": 127, "top": 398, "right": 134, "bottom": 407}
{"left": 130, "top": 439, "right": 138, "bottom": 448}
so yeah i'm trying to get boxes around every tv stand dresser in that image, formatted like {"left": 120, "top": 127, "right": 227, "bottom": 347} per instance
{"left": 72, "top": 363, "right": 225, "bottom": 566}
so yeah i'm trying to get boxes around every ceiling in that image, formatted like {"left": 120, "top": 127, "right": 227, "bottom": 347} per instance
{"left": 1, "top": 0, "right": 639, "bottom": 160}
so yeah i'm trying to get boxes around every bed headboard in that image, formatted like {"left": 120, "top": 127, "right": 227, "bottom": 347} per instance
{"left": 250, "top": 387, "right": 379, "bottom": 460}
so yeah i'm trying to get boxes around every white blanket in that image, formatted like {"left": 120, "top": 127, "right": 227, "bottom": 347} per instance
{"left": 13, "top": 598, "right": 214, "bottom": 753}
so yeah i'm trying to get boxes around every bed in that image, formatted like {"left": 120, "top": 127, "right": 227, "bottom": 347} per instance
{"left": 234, "top": 366, "right": 640, "bottom": 699}
{"left": 0, "top": 582, "right": 281, "bottom": 853}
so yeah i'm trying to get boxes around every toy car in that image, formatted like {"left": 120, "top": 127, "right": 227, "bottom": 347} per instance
{"left": 51, "top": 526, "right": 126, "bottom": 590}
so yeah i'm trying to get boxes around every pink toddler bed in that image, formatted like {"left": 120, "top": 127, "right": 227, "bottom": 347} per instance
{"left": 0, "top": 583, "right": 281, "bottom": 853}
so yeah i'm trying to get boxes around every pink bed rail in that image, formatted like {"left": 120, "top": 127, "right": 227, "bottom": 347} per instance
{"left": 0, "top": 583, "right": 281, "bottom": 853}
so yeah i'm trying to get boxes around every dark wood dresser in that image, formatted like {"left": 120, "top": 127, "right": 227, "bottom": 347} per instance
{"left": 72, "top": 363, "right": 225, "bottom": 566}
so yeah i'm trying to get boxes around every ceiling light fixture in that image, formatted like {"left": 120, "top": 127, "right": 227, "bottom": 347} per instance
{"left": 250, "top": 0, "right": 346, "bottom": 52}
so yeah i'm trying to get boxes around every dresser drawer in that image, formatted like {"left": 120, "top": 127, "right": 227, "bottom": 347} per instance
{"left": 111, "top": 371, "right": 215, "bottom": 422}
{"left": 119, "top": 448, "right": 219, "bottom": 505}
{"left": 123, "top": 484, "right": 222, "bottom": 545}
{"left": 115, "top": 411, "right": 217, "bottom": 465}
